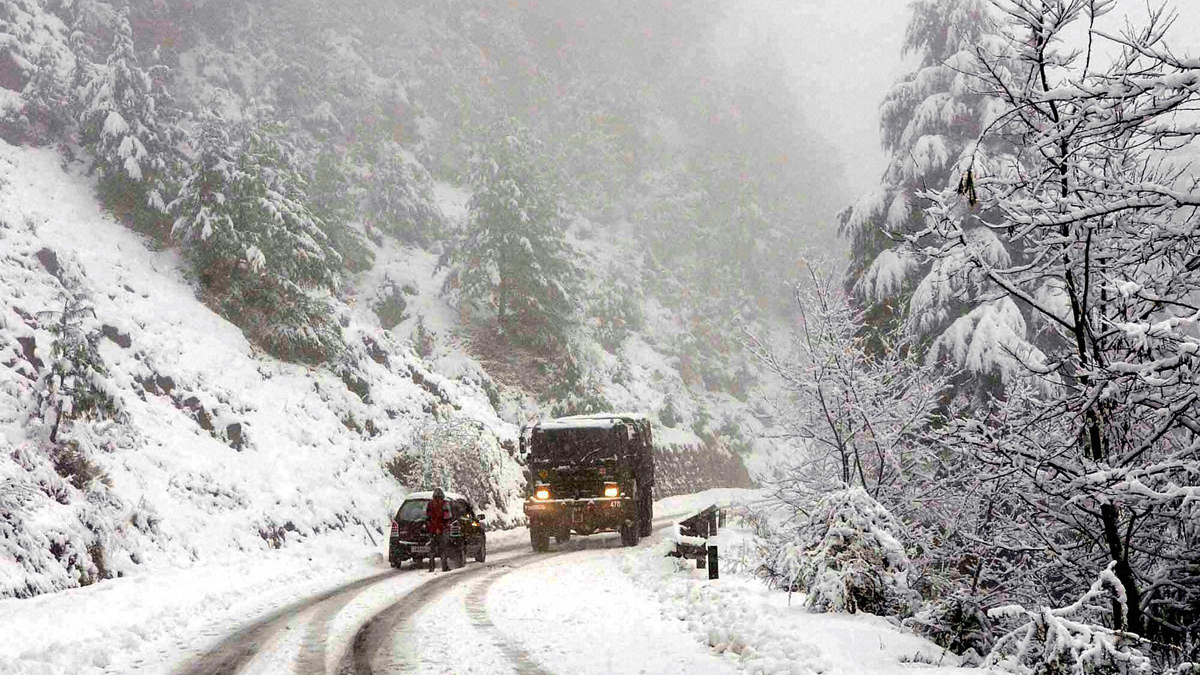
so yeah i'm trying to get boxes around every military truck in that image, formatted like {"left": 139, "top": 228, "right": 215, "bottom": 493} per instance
{"left": 521, "top": 413, "right": 655, "bottom": 551}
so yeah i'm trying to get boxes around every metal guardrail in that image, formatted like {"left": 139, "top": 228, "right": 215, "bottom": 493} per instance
{"left": 669, "top": 504, "right": 726, "bottom": 580}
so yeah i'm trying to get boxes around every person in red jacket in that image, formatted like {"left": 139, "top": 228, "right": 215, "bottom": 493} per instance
{"left": 426, "top": 488, "right": 452, "bottom": 572}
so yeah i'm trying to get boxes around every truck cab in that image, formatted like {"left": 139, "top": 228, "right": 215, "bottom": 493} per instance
{"left": 521, "top": 414, "right": 655, "bottom": 550}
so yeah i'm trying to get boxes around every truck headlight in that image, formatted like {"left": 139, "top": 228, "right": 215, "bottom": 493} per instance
{"left": 534, "top": 486, "right": 551, "bottom": 501}
{"left": 603, "top": 483, "right": 619, "bottom": 498}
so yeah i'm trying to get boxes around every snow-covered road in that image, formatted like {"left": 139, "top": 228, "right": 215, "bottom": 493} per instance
{"left": 170, "top": 504, "right": 705, "bottom": 675}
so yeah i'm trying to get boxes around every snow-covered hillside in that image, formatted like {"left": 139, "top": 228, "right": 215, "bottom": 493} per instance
{"left": 0, "top": 140, "right": 523, "bottom": 597}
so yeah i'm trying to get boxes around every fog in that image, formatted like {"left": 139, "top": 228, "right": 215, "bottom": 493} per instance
{"left": 722, "top": 0, "right": 1200, "bottom": 212}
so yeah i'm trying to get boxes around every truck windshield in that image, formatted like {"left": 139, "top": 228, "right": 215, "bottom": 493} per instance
{"left": 397, "top": 499, "right": 428, "bottom": 522}
{"left": 530, "top": 425, "right": 623, "bottom": 466}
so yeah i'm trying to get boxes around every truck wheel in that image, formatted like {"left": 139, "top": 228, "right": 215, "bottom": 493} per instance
{"left": 620, "top": 519, "right": 640, "bottom": 547}
{"left": 475, "top": 536, "right": 487, "bottom": 563}
{"left": 530, "top": 526, "right": 550, "bottom": 552}
{"left": 640, "top": 493, "right": 653, "bottom": 537}
{"left": 555, "top": 529, "right": 570, "bottom": 544}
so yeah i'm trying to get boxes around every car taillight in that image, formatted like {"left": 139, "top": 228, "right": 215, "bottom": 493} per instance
{"left": 390, "top": 521, "right": 398, "bottom": 535}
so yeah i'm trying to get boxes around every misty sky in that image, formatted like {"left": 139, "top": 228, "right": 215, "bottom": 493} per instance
{"left": 722, "top": 0, "right": 1200, "bottom": 212}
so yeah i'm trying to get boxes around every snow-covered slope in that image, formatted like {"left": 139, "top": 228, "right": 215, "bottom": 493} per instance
{"left": 0, "top": 140, "right": 522, "bottom": 597}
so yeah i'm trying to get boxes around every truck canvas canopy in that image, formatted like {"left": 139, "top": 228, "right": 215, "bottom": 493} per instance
{"left": 529, "top": 423, "right": 632, "bottom": 467}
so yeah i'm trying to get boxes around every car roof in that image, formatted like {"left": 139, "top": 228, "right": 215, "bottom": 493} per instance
{"left": 403, "top": 490, "right": 470, "bottom": 503}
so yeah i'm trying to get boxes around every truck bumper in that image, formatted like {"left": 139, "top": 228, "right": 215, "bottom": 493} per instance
{"left": 524, "top": 497, "right": 634, "bottom": 534}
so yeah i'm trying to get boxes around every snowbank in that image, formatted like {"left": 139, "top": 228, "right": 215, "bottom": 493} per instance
{"left": 618, "top": 497, "right": 995, "bottom": 675}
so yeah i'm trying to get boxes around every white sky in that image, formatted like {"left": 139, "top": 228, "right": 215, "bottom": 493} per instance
{"left": 720, "top": 0, "right": 1200, "bottom": 211}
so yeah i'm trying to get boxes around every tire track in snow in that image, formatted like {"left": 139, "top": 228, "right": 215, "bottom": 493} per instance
{"left": 173, "top": 570, "right": 395, "bottom": 675}
{"left": 462, "top": 565, "right": 553, "bottom": 675}
{"left": 338, "top": 555, "right": 548, "bottom": 675}
{"left": 345, "top": 513, "right": 683, "bottom": 675}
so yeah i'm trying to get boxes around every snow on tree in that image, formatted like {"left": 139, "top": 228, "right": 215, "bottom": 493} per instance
{"left": 363, "top": 143, "right": 444, "bottom": 247}
{"left": 986, "top": 564, "right": 1153, "bottom": 675}
{"left": 0, "top": 0, "right": 74, "bottom": 143}
{"left": 917, "top": 0, "right": 1200, "bottom": 662}
{"left": 35, "top": 281, "right": 121, "bottom": 448}
{"left": 746, "top": 261, "right": 1006, "bottom": 630}
{"left": 305, "top": 150, "right": 375, "bottom": 274}
{"left": 745, "top": 261, "right": 948, "bottom": 507}
{"left": 839, "top": 0, "right": 1037, "bottom": 392}
{"left": 77, "top": 7, "right": 178, "bottom": 238}
{"left": 440, "top": 120, "right": 581, "bottom": 354}
{"left": 170, "top": 111, "right": 345, "bottom": 363}
{"left": 386, "top": 419, "right": 522, "bottom": 520}
{"left": 763, "top": 487, "right": 919, "bottom": 618}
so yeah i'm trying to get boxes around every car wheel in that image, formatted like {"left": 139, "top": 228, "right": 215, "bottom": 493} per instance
{"left": 530, "top": 526, "right": 550, "bottom": 552}
{"left": 475, "top": 536, "right": 487, "bottom": 563}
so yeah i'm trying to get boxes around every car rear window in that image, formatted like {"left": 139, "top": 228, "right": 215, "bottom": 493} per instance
{"left": 397, "top": 499, "right": 429, "bottom": 522}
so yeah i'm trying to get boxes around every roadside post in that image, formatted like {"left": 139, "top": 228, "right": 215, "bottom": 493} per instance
{"left": 671, "top": 504, "right": 725, "bottom": 580}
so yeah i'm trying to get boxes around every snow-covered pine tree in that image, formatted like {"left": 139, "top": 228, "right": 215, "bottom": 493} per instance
{"left": 78, "top": 7, "right": 178, "bottom": 240}
{"left": 36, "top": 283, "right": 120, "bottom": 446}
{"left": 0, "top": 0, "right": 72, "bottom": 142}
{"left": 441, "top": 120, "right": 580, "bottom": 354}
{"left": 840, "top": 0, "right": 1035, "bottom": 404}
{"left": 171, "top": 112, "right": 345, "bottom": 364}
{"left": 16, "top": 42, "right": 72, "bottom": 145}
{"left": 363, "top": 143, "right": 444, "bottom": 248}
{"left": 306, "top": 150, "right": 374, "bottom": 274}
{"left": 922, "top": 1, "right": 1200, "bottom": 662}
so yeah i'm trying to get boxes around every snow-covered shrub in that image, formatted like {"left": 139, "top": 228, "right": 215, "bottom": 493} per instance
{"left": 905, "top": 589, "right": 993, "bottom": 661}
{"left": 986, "top": 564, "right": 1152, "bottom": 675}
{"left": 386, "top": 419, "right": 523, "bottom": 522}
{"left": 590, "top": 281, "right": 644, "bottom": 353}
{"left": 767, "top": 488, "right": 918, "bottom": 617}
{"left": 36, "top": 285, "right": 122, "bottom": 444}
{"left": 412, "top": 315, "right": 436, "bottom": 359}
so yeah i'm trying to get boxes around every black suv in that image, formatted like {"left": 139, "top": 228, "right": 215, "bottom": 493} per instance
{"left": 388, "top": 491, "right": 487, "bottom": 569}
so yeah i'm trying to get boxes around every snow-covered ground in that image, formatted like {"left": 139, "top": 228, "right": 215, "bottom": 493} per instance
{"left": 0, "top": 489, "right": 993, "bottom": 675}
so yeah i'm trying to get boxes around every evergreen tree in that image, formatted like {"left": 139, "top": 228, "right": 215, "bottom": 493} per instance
{"left": 37, "top": 286, "right": 120, "bottom": 445}
{"left": 171, "top": 112, "right": 345, "bottom": 363}
{"left": 441, "top": 121, "right": 580, "bottom": 353}
{"left": 363, "top": 144, "right": 444, "bottom": 248}
{"left": 78, "top": 7, "right": 178, "bottom": 239}
{"left": 307, "top": 150, "right": 375, "bottom": 274}
{"left": 839, "top": 0, "right": 1032, "bottom": 403}
{"left": 18, "top": 42, "right": 72, "bottom": 145}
